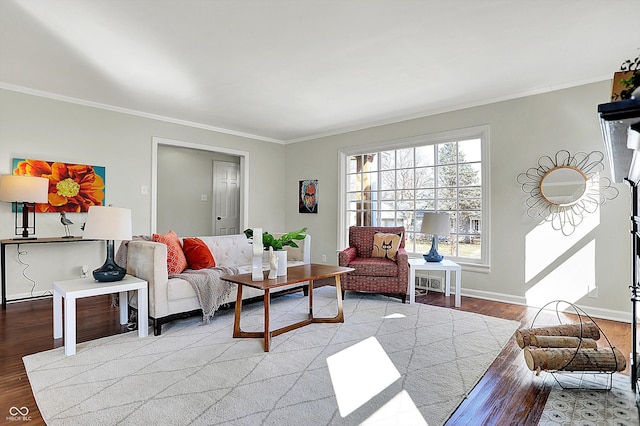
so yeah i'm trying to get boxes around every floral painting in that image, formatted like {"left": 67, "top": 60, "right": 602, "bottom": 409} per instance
{"left": 12, "top": 158, "right": 106, "bottom": 213}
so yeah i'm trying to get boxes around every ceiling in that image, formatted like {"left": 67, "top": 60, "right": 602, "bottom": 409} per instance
{"left": 1, "top": 0, "right": 639, "bottom": 144}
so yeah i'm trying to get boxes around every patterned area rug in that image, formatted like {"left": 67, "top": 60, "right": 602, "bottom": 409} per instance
{"left": 538, "top": 372, "right": 639, "bottom": 425}
{"left": 24, "top": 286, "right": 519, "bottom": 425}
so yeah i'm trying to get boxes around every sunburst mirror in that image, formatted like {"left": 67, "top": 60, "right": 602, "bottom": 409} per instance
{"left": 516, "top": 150, "right": 619, "bottom": 236}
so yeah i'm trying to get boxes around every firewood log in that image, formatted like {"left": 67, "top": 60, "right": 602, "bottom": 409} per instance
{"left": 524, "top": 347, "right": 626, "bottom": 373}
{"left": 515, "top": 323, "right": 600, "bottom": 349}
{"left": 529, "top": 335, "right": 598, "bottom": 349}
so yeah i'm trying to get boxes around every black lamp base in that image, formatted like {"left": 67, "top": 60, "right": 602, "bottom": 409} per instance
{"left": 93, "top": 261, "right": 126, "bottom": 282}
{"left": 93, "top": 240, "right": 126, "bottom": 282}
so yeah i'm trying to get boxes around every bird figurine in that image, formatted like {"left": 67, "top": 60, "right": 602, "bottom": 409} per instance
{"left": 60, "top": 212, "right": 74, "bottom": 238}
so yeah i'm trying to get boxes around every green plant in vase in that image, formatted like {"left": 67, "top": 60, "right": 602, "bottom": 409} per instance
{"left": 243, "top": 227, "right": 308, "bottom": 250}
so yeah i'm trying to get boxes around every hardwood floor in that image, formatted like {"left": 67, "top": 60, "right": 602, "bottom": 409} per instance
{"left": 0, "top": 288, "right": 632, "bottom": 425}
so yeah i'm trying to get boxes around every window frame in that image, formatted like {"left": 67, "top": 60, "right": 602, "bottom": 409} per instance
{"left": 338, "top": 125, "right": 491, "bottom": 270}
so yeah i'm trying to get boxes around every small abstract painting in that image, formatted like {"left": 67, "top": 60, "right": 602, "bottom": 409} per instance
{"left": 12, "top": 158, "right": 106, "bottom": 213}
{"left": 299, "top": 179, "right": 318, "bottom": 214}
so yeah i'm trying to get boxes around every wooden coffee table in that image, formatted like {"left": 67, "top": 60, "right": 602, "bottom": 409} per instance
{"left": 221, "top": 263, "right": 354, "bottom": 351}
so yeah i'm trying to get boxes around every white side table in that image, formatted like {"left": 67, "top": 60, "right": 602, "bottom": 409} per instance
{"left": 408, "top": 258, "right": 462, "bottom": 307}
{"left": 53, "top": 275, "right": 148, "bottom": 356}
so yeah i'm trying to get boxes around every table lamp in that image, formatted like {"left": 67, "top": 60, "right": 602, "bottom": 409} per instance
{"left": 82, "top": 205, "right": 132, "bottom": 282}
{"left": 420, "top": 212, "right": 450, "bottom": 262}
{"left": 0, "top": 174, "right": 49, "bottom": 239}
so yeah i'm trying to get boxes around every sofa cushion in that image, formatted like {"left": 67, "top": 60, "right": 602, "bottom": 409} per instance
{"left": 371, "top": 232, "right": 402, "bottom": 261}
{"left": 153, "top": 230, "right": 187, "bottom": 274}
{"left": 346, "top": 257, "right": 399, "bottom": 277}
{"left": 182, "top": 237, "right": 216, "bottom": 270}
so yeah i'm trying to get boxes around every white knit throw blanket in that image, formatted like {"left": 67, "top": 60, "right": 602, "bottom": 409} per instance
{"left": 170, "top": 266, "right": 238, "bottom": 323}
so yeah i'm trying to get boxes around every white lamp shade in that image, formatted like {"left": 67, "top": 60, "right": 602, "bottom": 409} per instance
{"left": 83, "top": 206, "right": 132, "bottom": 241}
{"left": 420, "top": 212, "right": 450, "bottom": 236}
{"left": 0, "top": 174, "right": 49, "bottom": 203}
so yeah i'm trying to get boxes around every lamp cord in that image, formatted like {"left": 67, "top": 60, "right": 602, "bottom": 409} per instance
{"left": 16, "top": 244, "right": 52, "bottom": 298}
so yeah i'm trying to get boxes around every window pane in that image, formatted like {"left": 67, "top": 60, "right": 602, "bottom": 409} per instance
{"left": 416, "top": 145, "right": 435, "bottom": 167}
{"left": 459, "top": 199, "right": 481, "bottom": 211}
{"left": 415, "top": 188, "right": 435, "bottom": 200}
{"left": 347, "top": 156, "right": 359, "bottom": 173}
{"left": 397, "top": 169, "right": 414, "bottom": 190}
{"left": 438, "top": 199, "right": 457, "bottom": 211}
{"left": 416, "top": 199, "right": 435, "bottom": 210}
{"left": 438, "top": 142, "right": 457, "bottom": 165}
{"left": 459, "top": 187, "right": 481, "bottom": 198}
{"left": 347, "top": 174, "right": 361, "bottom": 192}
{"left": 379, "top": 190, "right": 395, "bottom": 201}
{"left": 397, "top": 200, "right": 415, "bottom": 211}
{"left": 380, "top": 170, "right": 395, "bottom": 190}
{"left": 415, "top": 166, "right": 435, "bottom": 188}
{"left": 437, "top": 165, "right": 457, "bottom": 186}
{"left": 459, "top": 163, "right": 481, "bottom": 186}
{"left": 380, "top": 200, "right": 395, "bottom": 210}
{"left": 397, "top": 148, "right": 414, "bottom": 168}
{"left": 380, "top": 151, "right": 395, "bottom": 170}
{"left": 360, "top": 172, "right": 377, "bottom": 193}
{"left": 458, "top": 139, "right": 481, "bottom": 162}
{"left": 437, "top": 188, "right": 457, "bottom": 199}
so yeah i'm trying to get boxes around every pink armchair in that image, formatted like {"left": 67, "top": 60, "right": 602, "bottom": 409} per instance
{"left": 338, "top": 226, "right": 409, "bottom": 303}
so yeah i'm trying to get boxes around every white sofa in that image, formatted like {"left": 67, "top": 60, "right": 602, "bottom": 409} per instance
{"left": 125, "top": 233, "right": 310, "bottom": 335}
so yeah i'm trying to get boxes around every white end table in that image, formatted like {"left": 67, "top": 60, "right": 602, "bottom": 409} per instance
{"left": 408, "top": 258, "right": 462, "bottom": 307}
{"left": 53, "top": 275, "right": 148, "bottom": 355}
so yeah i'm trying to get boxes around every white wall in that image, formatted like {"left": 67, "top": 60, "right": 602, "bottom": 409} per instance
{"left": 0, "top": 88, "right": 286, "bottom": 300}
{"left": 285, "top": 80, "right": 632, "bottom": 321}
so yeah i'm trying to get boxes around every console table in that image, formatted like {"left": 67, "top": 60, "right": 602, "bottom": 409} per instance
{"left": 1, "top": 237, "right": 97, "bottom": 309}
{"left": 408, "top": 258, "right": 462, "bottom": 306}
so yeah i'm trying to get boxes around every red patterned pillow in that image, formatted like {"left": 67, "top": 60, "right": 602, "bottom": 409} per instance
{"left": 153, "top": 230, "right": 187, "bottom": 274}
{"left": 182, "top": 237, "right": 216, "bottom": 270}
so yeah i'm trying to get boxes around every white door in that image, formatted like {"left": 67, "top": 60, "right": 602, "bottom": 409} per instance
{"left": 213, "top": 161, "right": 240, "bottom": 235}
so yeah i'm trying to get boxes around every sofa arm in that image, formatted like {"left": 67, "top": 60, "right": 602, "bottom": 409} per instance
{"left": 126, "top": 240, "right": 169, "bottom": 318}
{"left": 338, "top": 246, "right": 357, "bottom": 266}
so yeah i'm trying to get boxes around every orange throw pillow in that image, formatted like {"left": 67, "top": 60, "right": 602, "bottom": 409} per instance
{"left": 153, "top": 230, "right": 187, "bottom": 274}
{"left": 182, "top": 237, "right": 216, "bottom": 270}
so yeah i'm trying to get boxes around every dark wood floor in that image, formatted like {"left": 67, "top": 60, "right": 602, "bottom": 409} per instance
{"left": 0, "top": 287, "right": 632, "bottom": 425}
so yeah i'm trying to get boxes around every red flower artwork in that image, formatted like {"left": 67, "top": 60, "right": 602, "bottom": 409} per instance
{"left": 13, "top": 159, "right": 106, "bottom": 213}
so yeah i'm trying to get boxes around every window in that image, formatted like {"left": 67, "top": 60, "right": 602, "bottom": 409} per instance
{"left": 340, "top": 126, "right": 490, "bottom": 266}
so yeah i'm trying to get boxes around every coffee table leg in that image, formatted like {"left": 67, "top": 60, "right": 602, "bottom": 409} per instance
{"left": 233, "top": 284, "right": 244, "bottom": 338}
{"left": 334, "top": 275, "right": 344, "bottom": 323}
{"left": 311, "top": 274, "right": 344, "bottom": 323}
{"left": 308, "top": 280, "right": 314, "bottom": 318}
{"left": 263, "top": 289, "right": 271, "bottom": 352}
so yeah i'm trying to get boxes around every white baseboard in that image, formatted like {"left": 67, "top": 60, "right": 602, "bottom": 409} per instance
{"left": 6, "top": 290, "right": 53, "bottom": 302}
{"left": 460, "top": 289, "right": 631, "bottom": 324}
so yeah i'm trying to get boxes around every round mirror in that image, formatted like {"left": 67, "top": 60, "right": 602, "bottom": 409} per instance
{"left": 540, "top": 166, "right": 587, "bottom": 206}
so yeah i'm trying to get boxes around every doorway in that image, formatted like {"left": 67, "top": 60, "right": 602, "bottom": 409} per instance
{"left": 151, "top": 137, "right": 249, "bottom": 236}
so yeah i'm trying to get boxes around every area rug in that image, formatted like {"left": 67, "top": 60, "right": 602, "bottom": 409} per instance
{"left": 24, "top": 286, "right": 519, "bottom": 425}
{"left": 538, "top": 372, "right": 638, "bottom": 425}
